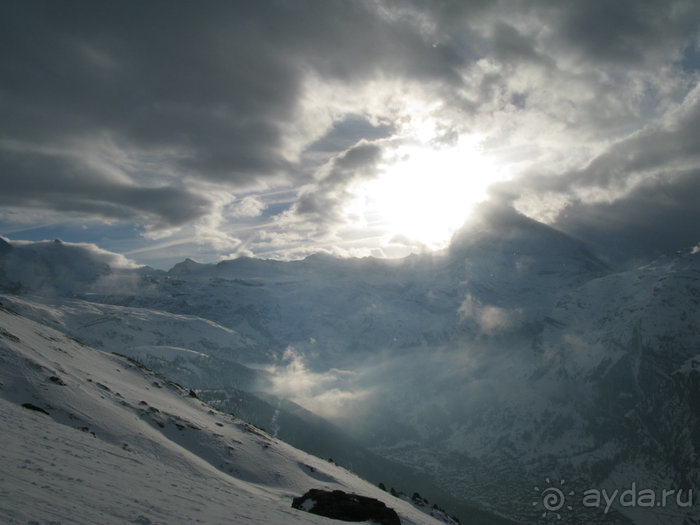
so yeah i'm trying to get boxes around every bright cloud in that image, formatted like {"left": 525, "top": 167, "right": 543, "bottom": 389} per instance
{"left": 347, "top": 134, "right": 507, "bottom": 251}
{"left": 458, "top": 294, "right": 524, "bottom": 334}
{"left": 265, "top": 347, "right": 371, "bottom": 421}
{"left": 1, "top": 1, "right": 698, "bottom": 266}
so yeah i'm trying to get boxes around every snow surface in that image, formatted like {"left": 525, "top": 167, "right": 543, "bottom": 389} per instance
{"left": 1, "top": 209, "right": 698, "bottom": 524}
{"left": 0, "top": 306, "right": 443, "bottom": 525}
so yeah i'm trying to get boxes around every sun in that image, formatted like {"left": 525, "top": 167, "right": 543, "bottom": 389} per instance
{"left": 346, "top": 134, "right": 504, "bottom": 251}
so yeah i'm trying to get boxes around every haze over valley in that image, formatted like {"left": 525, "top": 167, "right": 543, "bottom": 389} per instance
{"left": 1, "top": 1, "right": 699, "bottom": 523}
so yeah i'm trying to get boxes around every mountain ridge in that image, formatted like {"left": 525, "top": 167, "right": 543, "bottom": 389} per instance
{"left": 0, "top": 304, "right": 457, "bottom": 525}
{"left": 1, "top": 208, "right": 698, "bottom": 523}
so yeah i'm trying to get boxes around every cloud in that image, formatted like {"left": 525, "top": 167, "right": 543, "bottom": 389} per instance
{"left": 1, "top": 0, "right": 698, "bottom": 263}
{"left": 0, "top": 137, "right": 213, "bottom": 229}
{"left": 0, "top": 1, "right": 470, "bottom": 258}
{"left": 294, "top": 142, "right": 383, "bottom": 221}
{"left": 9, "top": 238, "right": 139, "bottom": 269}
{"left": 458, "top": 294, "right": 524, "bottom": 335}
{"left": 0, "top": 2, "right": 462, "bottom": 193}
{"left": 489, "top": 22, "right": 554, "bottom": 67}
{"left": 551, "top": 168, "right": 700, "bottom": 264}
{"left": 492, "top": 84, "right": 700, "bottom": 262}
{"left": 264, "top": 346, "right": 370, "bottom": 421}
{"left": 227, "top": 196, "right": 266, "bottom": 219}
{"left": 0, "top": 238, "right": 143, "bottom": 296}
{"left": 251, "top": 140, "right": 387, "bottom": 255}
{"left": 524, "top": 84, "right": 699, "bottom": 196}
{"left": 550, "top": 0, "right": 700, "bottom": 67}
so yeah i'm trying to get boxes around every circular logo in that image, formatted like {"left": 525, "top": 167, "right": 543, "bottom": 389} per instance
{"left": 534, "top": 478, "right": 574, "bottom": 519}
{"left": 542, "top": 486, "right": 566, "bottom": 512}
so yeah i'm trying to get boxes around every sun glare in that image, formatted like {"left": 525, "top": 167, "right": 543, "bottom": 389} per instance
{"left": 346, "top": 134, "right": 504, "bottom": 251}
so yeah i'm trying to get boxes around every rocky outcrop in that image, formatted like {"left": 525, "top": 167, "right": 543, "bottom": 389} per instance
{"left": 292, "top": 488, "right": 400, "bottom": 525}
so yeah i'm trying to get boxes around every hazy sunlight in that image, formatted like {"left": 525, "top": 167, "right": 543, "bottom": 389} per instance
{"left": 346, "top": 134, "right": 505, "bottom": 250}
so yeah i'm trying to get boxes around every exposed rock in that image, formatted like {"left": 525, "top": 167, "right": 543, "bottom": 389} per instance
{"left": 49, "top": 375, "right": 66, "bottom": 385}
{"left": 292, "top": 488, "right": 400, "bottom": 525}
{"left": 21, "top": 402, "right": 49, "bottom": 415}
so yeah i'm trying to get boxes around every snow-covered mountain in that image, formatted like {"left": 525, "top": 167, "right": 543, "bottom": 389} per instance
{"left": 0, "top": 304, "right": 455, "bottom": 525}
{"left": 367, "top": 246, "right": 700, "bottom": 524}
{"left": 1, "top": 206, "right": 698, "bottom": 524}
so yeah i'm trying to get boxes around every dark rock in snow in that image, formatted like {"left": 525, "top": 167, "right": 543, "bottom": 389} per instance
{"left": 49, "top": 375, "right": 66, "bottom": 385}
{"left": 292, "top": 488, "right": 400, "bottom": 525}
{"left": 21, "top": 402, "right": 49, "bottom": 415}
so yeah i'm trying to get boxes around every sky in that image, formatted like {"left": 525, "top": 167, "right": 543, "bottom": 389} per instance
{"left": 1, "top": 0, "right": 698, "bottom": 269}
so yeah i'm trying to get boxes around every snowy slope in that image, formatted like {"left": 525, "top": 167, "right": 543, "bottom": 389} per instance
{"left": 0, "top": 305, "right": 445, "bottom": 525}
{"left": 2, "top": 209, "right": 698, "bottom": 524}
{"left": 0, "top": 293, "right": 262, "bottom": 361}
{"left": 0, "top": 293, "right": 271, "bottom": 392}
{"left": 369, "top": 247, "right": 700, "bottom": 524}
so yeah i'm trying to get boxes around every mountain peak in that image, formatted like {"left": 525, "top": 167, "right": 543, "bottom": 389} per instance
{"left": 448, "top": 202, "right": 609, "bottom": 280}
{"left": 450, "top": 202, "right": 569, "bottom": 248}
{"left": 169, "top": 257, "right": 205, "bottom": 274}
{"left": 0, "top": 237, "right": 12, "bottom": 254}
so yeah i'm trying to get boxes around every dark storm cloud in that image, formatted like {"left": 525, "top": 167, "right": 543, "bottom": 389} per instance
{"left": 489, "top": 22, "right": 552, "bottom": 66}
{"left": 326, "top": 143, "right": 384, "bottom": 184}
{"left": 420, "top": 0, "right": 699, "bottom": 107}
{"left": 0, "top": 148, "right": 210, "bottom": 227}
{"left": 1, "top": 0, "right": 698, "bottom": 261}
{"left": 0, "top": 0, "right": 463, "bottom": 228}
{"left": 294, "top": 142, "right": 382, "bottom": 225}
{"left": 421, "top": 0, "right": 699, "bottom": 67}
{"left": 553, "top": 168, "right": 700, "bottom": 265}
{"left": 306, "top": 116, "right": 396, "bottom": 155}
{"left": 491, "top": 86, "right": 700, "bottom": 262}
{"left": 550, "top": 0, "right": 700, "bottom": 66}
{"left": 0, "top": 1, "right": 299, "bottom": 180}
{"left": 507, "top": 88, "right": 700, "bottom": 195}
